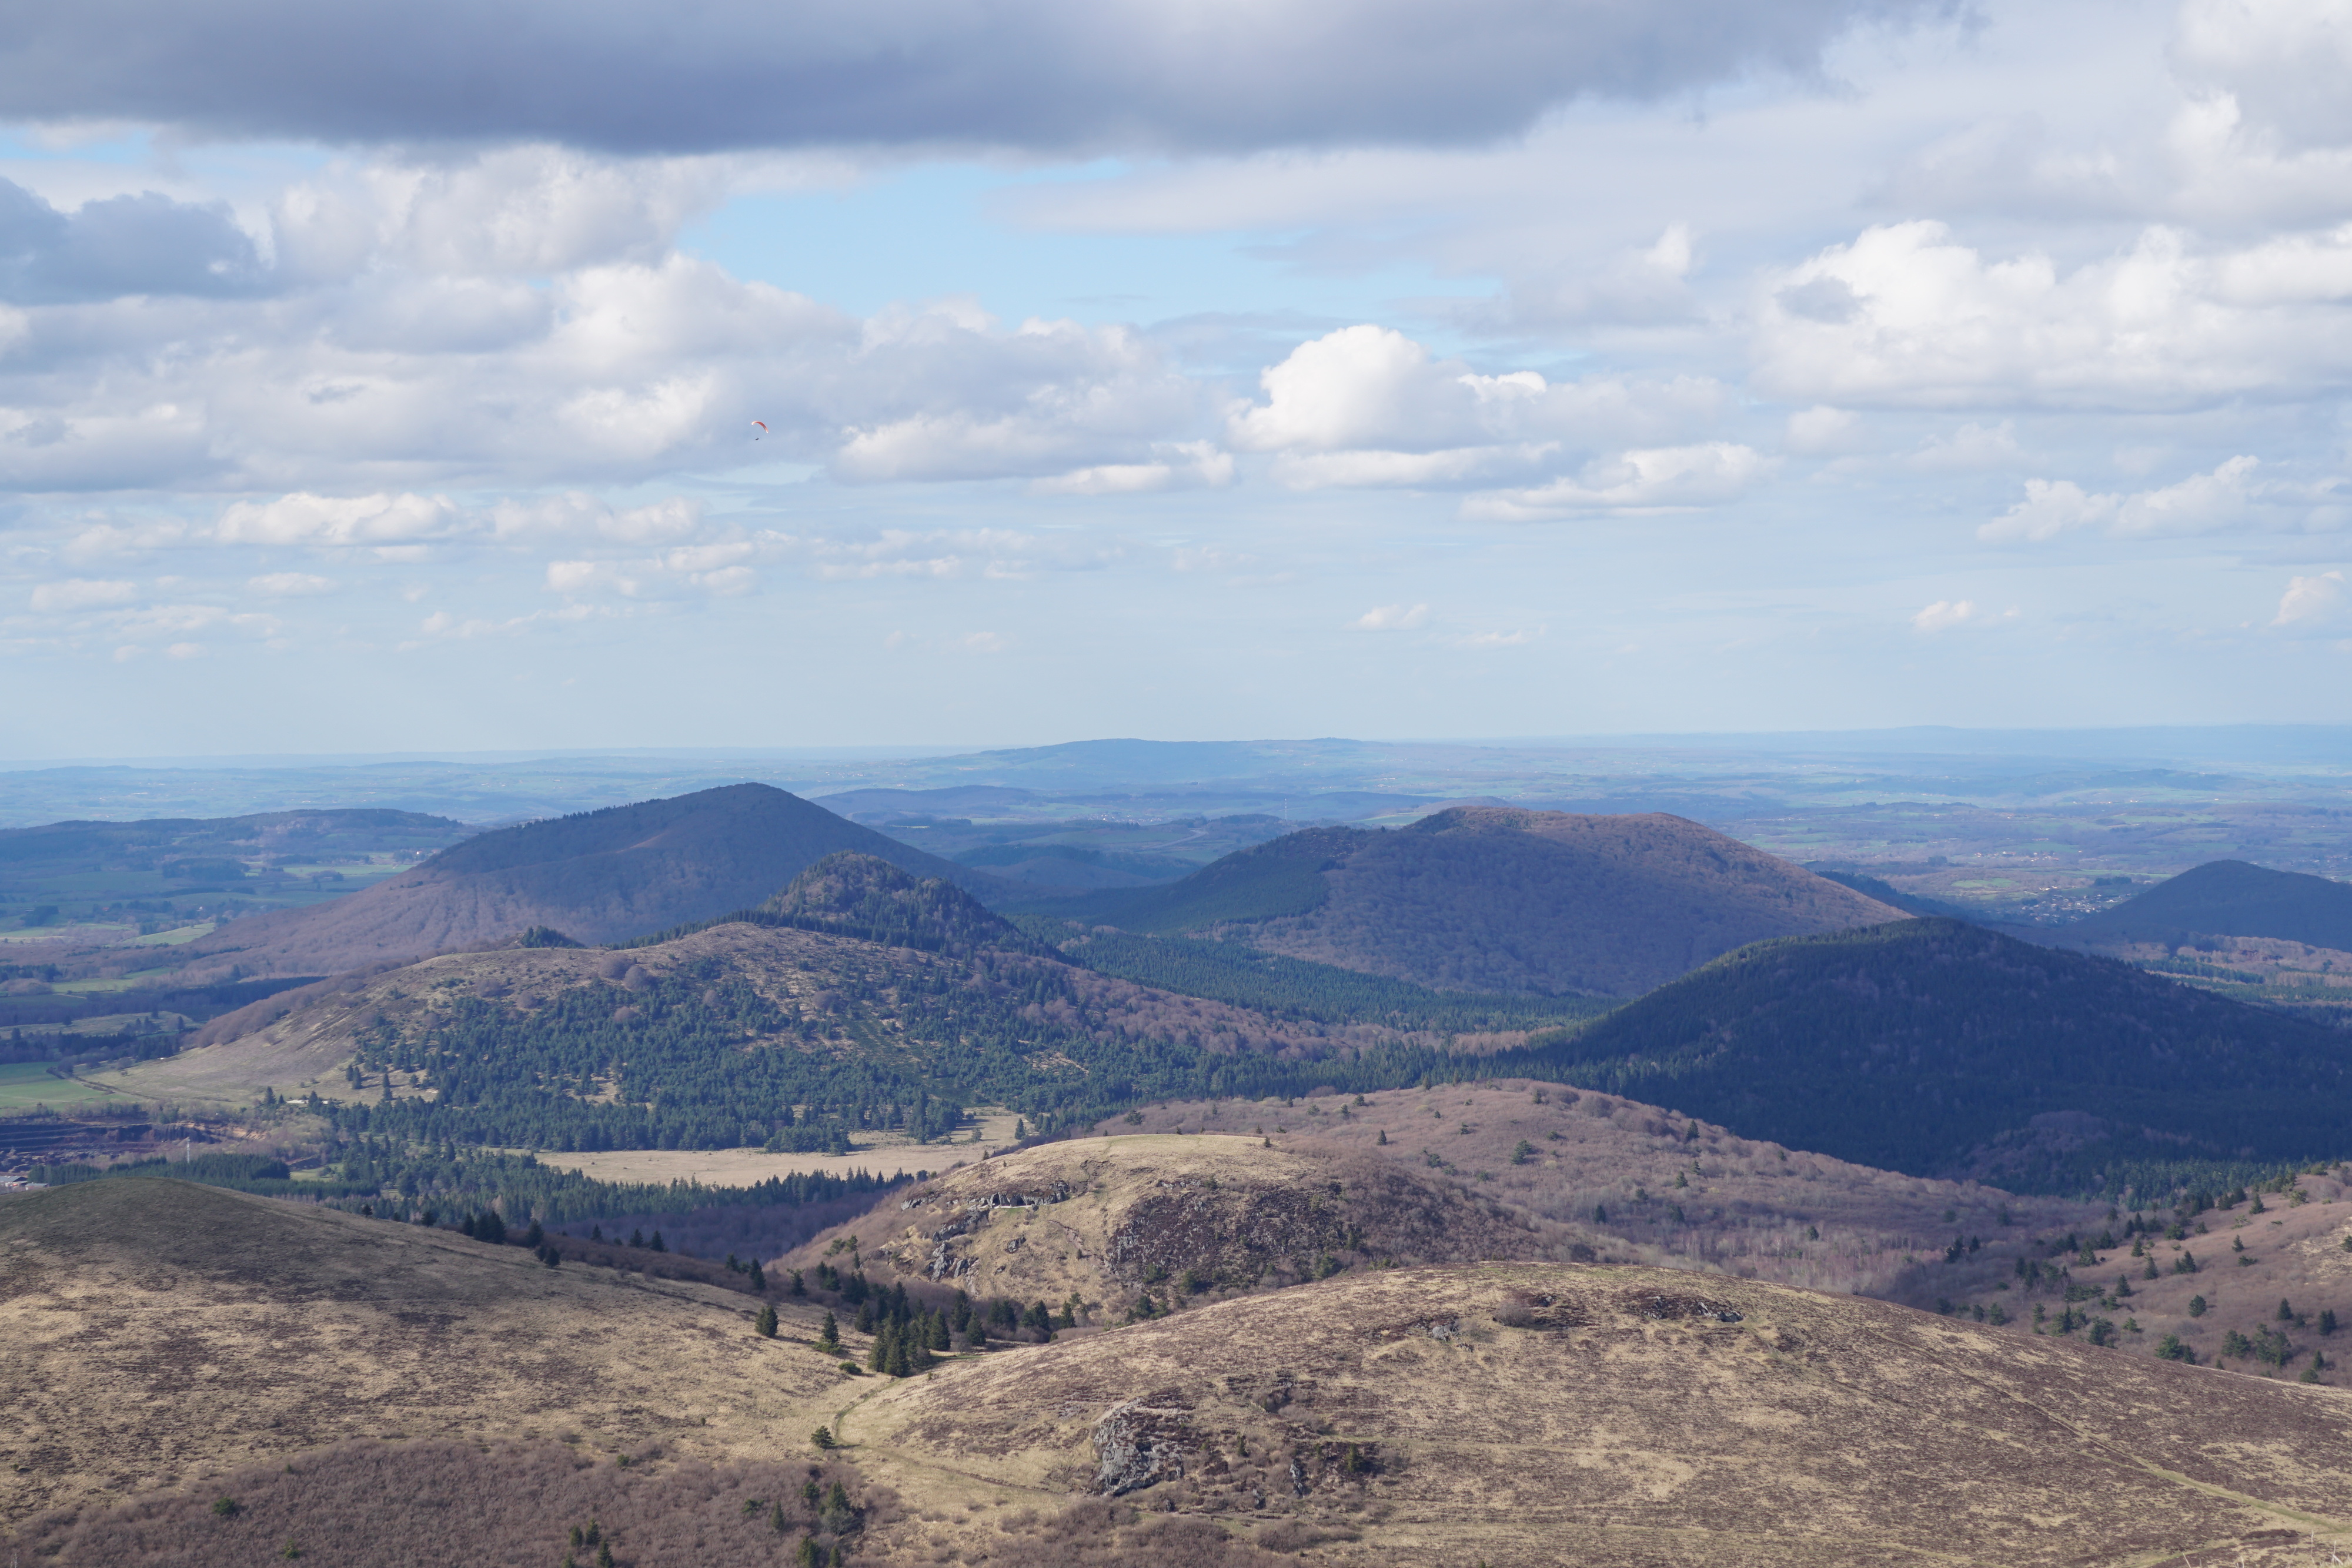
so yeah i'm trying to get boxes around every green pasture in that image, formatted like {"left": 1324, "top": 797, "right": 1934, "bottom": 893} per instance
{"left": 0, "top": 1062, "right": 122, "bottom": 1112}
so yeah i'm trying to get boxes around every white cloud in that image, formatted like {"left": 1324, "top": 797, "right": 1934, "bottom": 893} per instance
{"left": 1224, "top": 325, "right": 1725, "bottom": 493}
{"left": 28, "top": 577, "right": 136, "bottom": 612}
{"left": 1783, "top": 406, "right": 1860, "bottom": 456}
{"left": 1462, "top": 443, "right": 1771, "bottom": 519}
{"left": 1979, "top": 456, "right": 2307, "bottom": 541}
{"left": 246, "top": 571, "right": 337, "bottom": 596}
{"left": 491, "top": 494, "right": 706, "bottom": 544}
{"left": 2170, "top": 0, "right": 2352, "bottom": 154}
{"left": 760, "top": 527, "right": 1115, "bottom": 582}
{"left": 1910, "top": 599, "right": 2017, "bottom": 633}
{"left": 216, "top": 492, "right": 462, "bottom": 546}
{"left": 1352, "top": 603, "right": 1429, "bottom": 631}
{"left": 59, "top": 519, "right": 191, "bottom": 563}
{"left": 1911, "top": 421, "right": 2024, "bottom": 470}
{"left": 2273, "top": 569, "right": 2346, "bottom": 625}
{"left": 1754, "top": 220, "right": 2352, "bottom": 409}
{"left": 1030, "top": 441, "right": 1234, "bottom": 496}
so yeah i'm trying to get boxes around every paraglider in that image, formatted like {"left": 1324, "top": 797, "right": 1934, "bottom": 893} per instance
{"left": 750, "top": 420, "right": 767, "bottom": 440}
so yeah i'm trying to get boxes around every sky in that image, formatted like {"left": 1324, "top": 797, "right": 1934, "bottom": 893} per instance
{"left": 2, "top": 0, "right": 2350, "bottom": 757}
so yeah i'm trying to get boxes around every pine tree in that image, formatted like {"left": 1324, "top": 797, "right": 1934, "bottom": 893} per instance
{"left": 889, "top": 1334, "right": 914, "bottom": 1378}
{"left": 630, "top": 1229, "right": 645, "bottom": 1248}
{"left": 749, "top": 1261, "right": 766, "bottom": 1292}
{"left": 756, "top": 1303, "right": 779, "bottom": 1339}
{"left": 650, "top": 1231, "right": 666, "bottom": 1252}
{"left": 817, "top": 1311, "right": 840, "bottom": 1349}
{"left": 868, "top": 1320, "right": 894, "bottom": 1372}
{"left": 1376, "top": 1129, "right": 1387, "bottom": 1145}
{"left": 789, "top": 1269, "right": 807, "bottom": 1297}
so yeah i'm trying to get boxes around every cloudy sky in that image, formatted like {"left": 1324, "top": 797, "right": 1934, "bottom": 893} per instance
{"left": 2, "top": 0, "right": 2348, "bottom": 755}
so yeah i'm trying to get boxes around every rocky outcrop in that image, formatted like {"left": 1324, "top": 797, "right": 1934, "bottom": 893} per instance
{"left": 1093, "top": 1393, "right": 1195, "bottom": 1496}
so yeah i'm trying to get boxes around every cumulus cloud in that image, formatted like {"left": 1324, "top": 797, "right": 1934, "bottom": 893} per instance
{"left": 0, "top": 222, "right": 1216, "bottom": 494}
{"left": 1753, "top": 220, "right": 2352, "bottom": 408}
{"left": 1910, "top": 599, "right": 2016, "bottom": 633}
{"left": 28, "top": 577, "right": 136, "bottom": 612}
{"left": 1463, "top": 223, "right": 1702, "bottom": 332}
{"left": 1030, "top": 441, "right": 1233, "bottom": 497}
{"left": 2273, "top": 569, "right": 2345, "bottom": 625}
{"left": 0, "top": 177, "right": 269, "bottom": 303}
{"left": 2171, "top": 0, "right": 2352, "bottom": 154}
{"left": 216, "top": 493, "right": 463, "bottom": 546}
{"left": 0, "top": 0, "right": 1936, "bottom": 156}
{"left": 1462, "top": 443, "right": 1772, "bottom": 519}
{"left": 1977, "top": 456, "right": 2331, "bottom": 541}
{"left": 246, "top": 571, "right": 337, "bottom": 596}
{"left": 1226, "top": 325, "right": 1726, "bottom": 493}
{"left": 1352, "top": 603, "right": 1429, "bottom": 631}
{"left": 1783, "top": 406, "right": 1861, "bottom": 455}
{"left": 763, "top": 527, "right": 1116, "bottom": 582}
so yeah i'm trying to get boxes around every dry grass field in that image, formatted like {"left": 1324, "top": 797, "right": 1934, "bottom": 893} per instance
{"left": 843, "top": 1262, "right": 2352, "bottom": 1567}
{"left": 0, "top": 1179, "right": 851, "bottom": 1524}
{"left": 784, "top": 1134, "right": 1548, "bottom": 1320}
{"left": 14, "top": 1152, "right": 2352, "bottom": 1566}
{"left": 1102, "top": 1082, "right": 2108, "bottom": 1298}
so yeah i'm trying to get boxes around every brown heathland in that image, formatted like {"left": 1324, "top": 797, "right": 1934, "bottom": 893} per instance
{"left": 12, "top": 1168, "right": 2352, "bottom": 1565}
{"left": 0, "top": 1178, "right": 848, "bottom": 1524}
{"left": 783, "top": 1134, "right": 1548, "bottom": 1320}
{"left": 843, "top": 1261, "right": 2352, "bottom": 1567}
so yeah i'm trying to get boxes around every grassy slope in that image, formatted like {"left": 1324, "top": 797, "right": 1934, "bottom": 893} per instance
{"left": 789, "top": 1134, "right": 1545, "bottom": 1320}
{"left": 1518, "top": 918, "right": 2352, "bottom": 1181}
{"left": 0, "top": 1179, "right": 851, "bottom": 1523}
{"left": 846, "top": 1261, "right": 2352, "bottom": 1567}
{"left": 18, "top": 1155, "right": 2352, "bottom": 1566}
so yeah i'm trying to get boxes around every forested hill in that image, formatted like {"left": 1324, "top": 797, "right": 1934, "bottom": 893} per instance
{"left": 172, "top": 784, "right": 990, "bottom": 978}
{"left": 161, "top": 917, "right": 1457, "bottom": 1156}
{"left": 765, "top": 851, "right": 1033, "bottom": 951}
{"left": 1029, "top": 808, "right": 1904, "bottom": 996}
{"left": 1516, "top": 918, "right": 2352, "bottom": 1186}
{"left": 2060, "top": 859, "right": 2352, "bottom": 952}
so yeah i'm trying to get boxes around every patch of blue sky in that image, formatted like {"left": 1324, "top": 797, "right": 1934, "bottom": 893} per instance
{"left": 679, "top": 159, "right": 1493, "bottom": 345}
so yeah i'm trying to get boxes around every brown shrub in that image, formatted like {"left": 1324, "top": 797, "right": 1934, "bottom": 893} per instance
{"left": 16, "top": 1440, "right": 885, "bottom": 1567}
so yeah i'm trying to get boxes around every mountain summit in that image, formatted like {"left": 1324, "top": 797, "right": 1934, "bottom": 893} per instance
{"left": 1044, "top": 807, "right": 1905, "bottom": 995}
{"left": 176, "top": 784, "right": 980, "bottom": 977}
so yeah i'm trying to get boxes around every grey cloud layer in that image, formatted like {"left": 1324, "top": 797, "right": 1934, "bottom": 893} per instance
{"left": 1, "top": 0, "right": 1933, "bottom": 154}
{"left": 0, "top": 178, "right": 268, "bottom": 302}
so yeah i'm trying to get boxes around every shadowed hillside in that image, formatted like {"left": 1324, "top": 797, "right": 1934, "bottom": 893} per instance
{"left": 1041, "top": 808, "right": 1905, "bottom": 996}
{"left": 2063, "top": 858, "right": 2352, "bottom": 951}
{"left": 1519, "top": 918, "right": 2352, "bottom": 1183}
{"left": 168, "top": 784, "right": 983, "bottom": 978}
